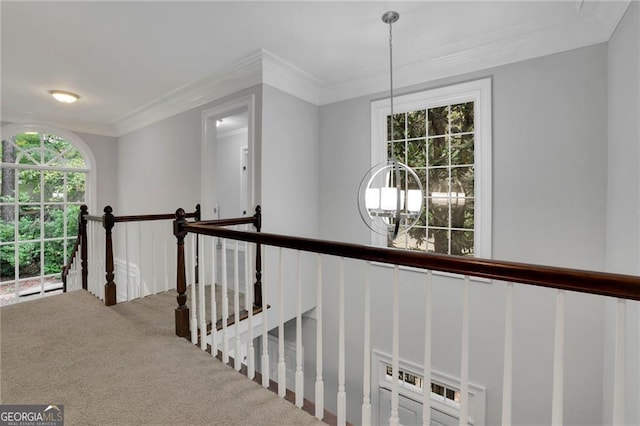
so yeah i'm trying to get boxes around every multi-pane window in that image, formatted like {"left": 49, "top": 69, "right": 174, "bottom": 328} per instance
{"left": 371, "top": 78, "right": 491, "bottom": 257}
{"left": 1, "top": 130, "right": 89, "bottom": 304}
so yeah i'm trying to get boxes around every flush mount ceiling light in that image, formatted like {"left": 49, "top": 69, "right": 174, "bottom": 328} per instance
{"left": 49, "top": 90, "right": 79, "bottom": 103}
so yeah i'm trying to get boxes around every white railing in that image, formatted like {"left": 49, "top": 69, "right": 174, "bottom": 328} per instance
{"left": 177, "top": 219, "right": 640, "bottom": 426}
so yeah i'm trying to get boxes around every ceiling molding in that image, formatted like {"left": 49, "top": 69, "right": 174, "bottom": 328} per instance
{"left": 261, "top": 49, "right": 322, "bottom": 105}
{"left": 581, "top": 0, "right": 631, "bottom": 39}
{"left": 318, "top": 7, "right": 619, "bottom": 105}
{"left": 1, "top": 108, "right": 117, "bottom": 137}
{"left": 113, "top": 51, "right": 264, "bottom": 136}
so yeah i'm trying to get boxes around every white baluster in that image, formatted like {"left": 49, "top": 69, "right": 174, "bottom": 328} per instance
{"left": 138, "top": 221, "right": 143, "bottom": 297}
{"left": 551, "top": 289, "right": 564, "bottom": 426}
{"left": 390, "top": 265, "right": 400, "bottom": 426}
{"left": 613, "top": 298, "right": 626, "bottom": 425}
{"left": 295, "top": 250, "right": 304, "bottom": 407}
{"left": 124, "top": 222, "right": 131, "bottom": 301}
{"left": 164, "top": 229, "right": 169, "bottom": 292}
{"left": 151, "top": 222, "right": 157, "bottom": 295}
{"left": 423, "top": 270, "right": 433, "bottom": 426}
{"left": 221, "top": 238, "right": 229, "bottom": 363}
{"left": 278, "top": 247, "right": 286, "bottom": 398}
{"left": 261, "top": 246, "right": 269, "bottom": 388}
{"left": 189, "top": 234, "right": 198, "bottom": 345}
{"left": 362, "top": 261, "right": 372, "bottom": 426}
{"left": 337, "top": 258, "right": 346, "bottom": 426}
{"left": 501, "top": 282, "right": 513, "bottom": 426}
{"left": 234, "top": 236, "right": 241, "bottom": 371}
{"left": 459, "top": 276, "right": 470, "bottom": 426}
{"left": 210, "top": 236, "right": 218, "bottom": 358}
{"left": 245, "top": 231, "right": 255, "bottom": 379}
{"left": 315, "top": 254, "right": 324, "bottom": 420}
{"left": 198, "top": 235, "right": 206, "bottom": 351}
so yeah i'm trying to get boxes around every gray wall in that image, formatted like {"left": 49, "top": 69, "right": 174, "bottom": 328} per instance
{"left": 75, "top": 131, "right": 118, "bottom": 211}
{"left": 214, "top": 129, "right": 247, "bottom": 218}
{"left": 317, "top": 44, "right": 608, "bottom": 425}
{"left": 116, "top": 86, "right": 262, "bottom": 216}
{"left": 604, "top": 2, "right": 640, "bottom": 425}
{"left": 261, "top": 84, "right": 320, "bottom": 329}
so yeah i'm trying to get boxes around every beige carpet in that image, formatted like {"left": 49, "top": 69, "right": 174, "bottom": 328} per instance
{"left": 0, "top": 290, "right": 321, "bottom": 426}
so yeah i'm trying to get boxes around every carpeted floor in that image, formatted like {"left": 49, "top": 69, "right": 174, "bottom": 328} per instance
{"left": 0, "top": 290, "right": 321, "bottom": 425}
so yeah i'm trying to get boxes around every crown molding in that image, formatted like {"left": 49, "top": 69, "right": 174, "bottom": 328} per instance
{"left": 318, "top": 5, "right": 620, "bottom": 105}
{"left": 1, "top": 108, "right": 117, "bottom": 137}
{"left": 261, "top": 49, "right": 322, "bottom": 105}
{"left": 113, "top": 51, "right": 264, "bottom": 136}
{"left": 112, "top": 48, "right": 322, "bottom": 137}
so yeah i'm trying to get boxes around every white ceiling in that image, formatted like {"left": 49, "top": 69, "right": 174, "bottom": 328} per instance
{"left": 1, "top": 1, "right": 631, "bottom": 137}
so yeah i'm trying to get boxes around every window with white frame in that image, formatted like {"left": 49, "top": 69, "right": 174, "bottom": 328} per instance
{"left": 1, "top": 125, "right": 94, "bottom": 304}
{"left": 370, "top": 78, "right": 492, "bottom": 257}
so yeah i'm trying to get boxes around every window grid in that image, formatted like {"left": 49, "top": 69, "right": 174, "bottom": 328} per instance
{"left": 1, "top": 131, "right": 87, "bottom": 301}
{"left": 386, "top": 102, "right": 475, "bottom": 255}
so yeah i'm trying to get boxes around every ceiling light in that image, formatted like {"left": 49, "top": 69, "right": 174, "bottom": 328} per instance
{"left": 49, "top": 90, "right": 79, "bottom": 103}
{"left": 357, "top": 11, "right": 424, "bottom": 240}
{"left": 216, "top": 119, "right": 223, "bottom": 127}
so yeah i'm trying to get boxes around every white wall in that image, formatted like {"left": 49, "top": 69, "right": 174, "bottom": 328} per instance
{"left": 116, "top": 86, "right": 262, "bottom": 216}
{"left": 317, "top": 44, "right": 608, "bottom": 425}
{"left": 260, "top": 84, "right": 320, "bottom": 330}
{"left": 604, "top": 2, "right": 640, "bottom": 425}
{"left": 214, "top": 129, "right": 247, "bottom": 219}
{"left": 75, "top": 131, "right": 118, "bottom": 211}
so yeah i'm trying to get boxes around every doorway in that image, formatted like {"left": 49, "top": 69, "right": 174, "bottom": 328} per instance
{"left": 201, "top": 95, "right": 255, "bottom": 221}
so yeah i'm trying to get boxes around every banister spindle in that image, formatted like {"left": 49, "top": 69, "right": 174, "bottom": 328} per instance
{"left": 459, "top": 276, "right": 470, "bottom": 426}
{"left": 173, "top": 208, "right": 189, "bottom": 338}
{"left": 151, "top": 221, "right": 157, "bottom": 296}
{"left": 198, "top": 234, "right": 206, "bottom": 351}
{"left": 551, "top": 289, "right": 564, "bottom": 426}
{"left": 278, "top": 247, "right": 286, "bottom": 398}
{"left": 501, "top": 282, "right": 514, "bottom": 426}
{"left": 189, "top": 233, "right": 198, "bottom": 345}
{"left": 315, "top": 254, "right": 324, "bottom": 420}
{"left": 137, "top": 221, "right": 143, "bottom": 297}
{"left": 362, "top": 261, "right": 372, "bottom": 426}
{"left": 261, "top": 246, "right": 269, "bottom": 388}
{"left": 210, "top": 236, "right": 218, "bottom": 358}
{"left": 234, "top": 236, "right": 241, "bottom": 370}
{"left": 422, "top": 270, "right": 433, "bottom": 426}
{"left": 612, "top": 298, "right": 626, "bottom": 425}
{"left": 80, "top": 205, "right": 88, "bottom": 291}
{"left": 295, "top": 250, "right": 304, "bottom": 407}
{"left": 102, "top": 206, "right": 116, "bottom": 306}
{"left": 337, "top": 257, "right": 346, "bottom": 426}
{"left": 390, "top": 265, "right": 400, "bottom": 426}
{"left": 221, "top": 238, "right": 229, "bottom": 363}
{"left": 124, "top": 222, "right": 131, "bottom": 301}
{"left": 245, "top": 228, "right": 255, "bottom": 379}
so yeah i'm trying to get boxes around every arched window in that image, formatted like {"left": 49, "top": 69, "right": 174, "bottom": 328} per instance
{"left": 0, "top": 124, "right": 95, "bottom": 304}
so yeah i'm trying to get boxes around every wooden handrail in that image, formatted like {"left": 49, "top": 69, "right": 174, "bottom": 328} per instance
{"left": 173, "top": 206, "right": 263, "bottom": 338}
{"left": 64, "top": 204, "right": 200, "bottom": 305}
{"left": 182, "top": 224, "right": 640, "bottom": 302}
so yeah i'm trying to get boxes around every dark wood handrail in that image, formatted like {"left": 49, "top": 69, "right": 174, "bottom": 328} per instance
{"left": 173, "top": 206, "right": 263, "bottom": 338}
{"left": 63, "top": 204, "right": 201, "bottom": 305}
{"left": 182, "top": 224, "right": 640, "bottom": 302}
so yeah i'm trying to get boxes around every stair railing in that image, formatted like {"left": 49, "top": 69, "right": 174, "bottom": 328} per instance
{"left": 174, "top": 206, "right": 640, "bottom": 426}
{"left": 63, "top": 204, "right": 200, "bottom": 306}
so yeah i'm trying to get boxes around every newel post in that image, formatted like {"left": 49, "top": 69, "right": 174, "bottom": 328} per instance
{"left": 80, "top": 205, "right": 88, "bottom": 291}
{"left": 174, "top": 208, "right": 190, "bottom": 338}
{"left": 103, "top": 206, "right": 117, "bottom": 306}
{"left": 253, "top": 205, "right": 263, "bottom": 308}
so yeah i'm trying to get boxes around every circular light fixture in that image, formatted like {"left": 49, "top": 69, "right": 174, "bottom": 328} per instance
{"left": 358, "top": 11, "right": 425, "bottom": 240}
{"left": 49, "top": 90, "right": 79, "bottom": 103}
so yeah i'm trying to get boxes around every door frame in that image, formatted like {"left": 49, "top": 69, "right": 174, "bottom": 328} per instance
{"left": 201, "top": 94, "right": 256, "bottom": 221}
